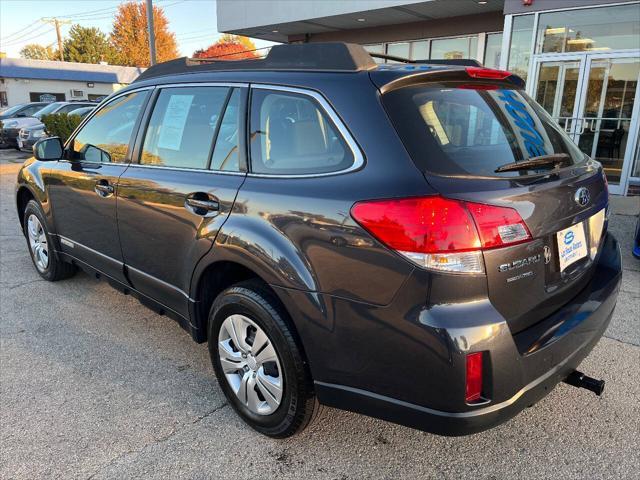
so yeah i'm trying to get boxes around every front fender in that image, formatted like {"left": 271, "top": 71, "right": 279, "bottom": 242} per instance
{"left": 16, "top": 158, "right": 52, "bottom": 227}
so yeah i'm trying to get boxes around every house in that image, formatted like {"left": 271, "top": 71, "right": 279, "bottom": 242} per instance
{"left": 0, "top": 58, "right": 145, "bottom": 106}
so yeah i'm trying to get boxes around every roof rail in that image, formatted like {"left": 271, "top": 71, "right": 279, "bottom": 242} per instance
{"left": 134, "top": 42, "right": 378, "bottom": 82}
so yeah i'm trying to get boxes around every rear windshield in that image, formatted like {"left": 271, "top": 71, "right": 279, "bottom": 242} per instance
{"left": 382, "top": 83, "right": 585, "bottom": 177}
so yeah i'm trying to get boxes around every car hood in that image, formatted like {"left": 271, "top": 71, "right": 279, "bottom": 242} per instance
{"left": 1, "top": 117, "right": 41, "bottom": 129}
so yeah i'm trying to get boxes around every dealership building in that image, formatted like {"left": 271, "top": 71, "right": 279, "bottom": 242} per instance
{"left": 218, "top": 0, "right": 640, "bottom": 195}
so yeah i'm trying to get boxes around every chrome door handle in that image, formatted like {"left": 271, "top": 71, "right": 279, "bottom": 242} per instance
{"left": 186, "top": 198, "right": 219, "bottom": 211}
{"left": 185, "top": 193, "right": 220, "bottom": 217}
{"left": 95, "top": 180, "right": 114, "bottom": 197}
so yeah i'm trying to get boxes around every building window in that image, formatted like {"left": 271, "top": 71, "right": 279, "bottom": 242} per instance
{"left": 365, "top": 33, "right": 500, "bottom": 64}
{"left": 507, "top": 15, "right": 535, "bottom": 81}
{"left": 484, "top": 32, "right": 503, "bottom": 69}
{"left": 387, "top": 42, "right": 410, "bottom": 60}
{"left": 431, "top": 36, "right": 478, "bottom": 61}
{"left": 364, "top": 44, "right": 384, "bottom": 63}
{"left": 0, "top": 91, "right": 7, "bottom": 107}
{"left": 29, "top": 92, "right": 66, "bottom": 102}
{"left": 411, "top": 40, "right": 429, "bottom": 61}
{"left": 536, "top": 4, "right": 640, "bottom": 54}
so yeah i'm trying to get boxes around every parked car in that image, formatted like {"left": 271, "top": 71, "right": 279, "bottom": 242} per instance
{"left": 16, "top": 43, "right": 621, "bottom": 438}
{"left": 17, "top": 105, "right": 96, "bottom": 151}
{"left": 0, "top": 102, "right": 51, "bottom": 147}
{"left": 0, "top": 102, "right": 50, "bottom": 121}
{"left": 2, "top": 101, "right": 95, "bottom": 149}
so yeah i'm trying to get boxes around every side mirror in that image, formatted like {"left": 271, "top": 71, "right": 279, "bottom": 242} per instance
{"left": 33, "top": 137, "right": 63, "bottom": 161}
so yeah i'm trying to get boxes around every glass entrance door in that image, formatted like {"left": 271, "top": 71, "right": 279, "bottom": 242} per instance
{"left": 576, "top": 57, "right": 640, "bottom": 187}
{"left": 531, "top": 52, "right": 640, "bottom": 194}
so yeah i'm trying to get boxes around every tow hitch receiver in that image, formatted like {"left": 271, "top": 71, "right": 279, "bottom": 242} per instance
{"left": 564, "top": 370, "right": 605, "bottom": 396}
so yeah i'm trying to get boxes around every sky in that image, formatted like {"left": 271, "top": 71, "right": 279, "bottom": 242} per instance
{"left": 0, "top": 0, "right": 276, "bottom": 59}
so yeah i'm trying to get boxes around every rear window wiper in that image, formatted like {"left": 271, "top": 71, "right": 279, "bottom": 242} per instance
{"left": 495, "top": 154, "right": 571, "bottom": 173}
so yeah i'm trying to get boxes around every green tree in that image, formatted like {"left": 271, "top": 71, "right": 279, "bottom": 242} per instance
{"left": 20, "top": 44, "right": 58, "bottom": 61}
{"left": 63, "top": 24, "right": 119, "bottom": 64}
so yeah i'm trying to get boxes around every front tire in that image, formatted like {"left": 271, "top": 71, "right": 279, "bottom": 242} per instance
{"left": 208, "top": 280, "right": 321, "bottom": 438}
{"left": 23, "top": 200, "right": 76, "bottom": 281}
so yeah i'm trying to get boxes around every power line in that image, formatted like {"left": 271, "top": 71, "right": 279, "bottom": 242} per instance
{"left": 1, "top": 26, "right": 55, "bottom": 47}
{"left": 57, "top": 0, "right": 184, "bottom": 21}
{"left": 1, "top": 21, "right": 49, "bottom": 44}
{"left": 0, "top": 19, "right": 41, "bottom": 41}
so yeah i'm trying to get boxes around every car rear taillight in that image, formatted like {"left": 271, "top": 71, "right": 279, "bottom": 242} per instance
{"left": 465, "top": 202, "right": 531, "bottom": 249}
{"left": 350, "top": 196, "right": 531, "bottom": 273}
{"left": 465, "top": 352, "right": 484, "bottom": 403}
{"left": 465, "top": 67, "right": 512, "bottom": 80}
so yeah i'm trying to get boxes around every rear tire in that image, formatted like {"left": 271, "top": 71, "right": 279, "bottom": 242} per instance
{"left": 23, "top": 200, "right": 76, "bottom": 281}
{"left": 208, "top": 280, "right": 321, "bottom": 438}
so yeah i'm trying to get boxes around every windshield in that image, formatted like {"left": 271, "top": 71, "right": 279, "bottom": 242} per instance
{"left": 33, "top": 102, "right": 63, "bottom": 119}
{"left": 382, "top": 83, "right": 585, "bottom": 177}
{"left": 0, "top": 104, "right": 26, "bottom": 116}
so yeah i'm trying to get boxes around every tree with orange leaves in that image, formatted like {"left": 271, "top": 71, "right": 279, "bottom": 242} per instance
{"left": 111, "top": 1, "right": 179, "bottom": 67}
{"left": 193, "top": 34, "right": 259, "bottom": 60}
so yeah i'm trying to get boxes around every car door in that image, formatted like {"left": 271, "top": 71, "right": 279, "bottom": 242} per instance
{"left": 116, "top": 84, "right": 247, "bottom": 318}
{"left": 45, "top": 88, "right": 151, "bottom": 283}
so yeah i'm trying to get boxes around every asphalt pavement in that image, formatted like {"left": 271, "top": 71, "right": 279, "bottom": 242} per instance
{"left": 1, "top": 148, "right": 639, "bottom": 479}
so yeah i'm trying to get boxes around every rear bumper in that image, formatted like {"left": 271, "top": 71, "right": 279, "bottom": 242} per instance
{"left": 277, "top": 232, "right": 621, "bottom": 435}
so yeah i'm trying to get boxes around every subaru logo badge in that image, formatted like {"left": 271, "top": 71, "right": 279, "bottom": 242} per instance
{"left": 574, "top": 187, "right": 590, "bottom": 207}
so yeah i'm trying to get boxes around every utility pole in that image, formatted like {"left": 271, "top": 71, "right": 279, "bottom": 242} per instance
{"left": 146, "top": 0, "right": 157, "bottom": 65}
{"left": 42, "top": 17, "right": 70, "bottom": 61}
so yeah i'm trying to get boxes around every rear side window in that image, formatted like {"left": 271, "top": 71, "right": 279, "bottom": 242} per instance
{"left": 210, "top": 88, "right": 241, "bottom": 172}
{"left": 382, "top": 84, "right": 585, "bottom": 177}
{"left": 140, "top": 86, "right": 230, "bottom": 169}
{"left": 249, "top": 89, "right": 353, "bottom": 175}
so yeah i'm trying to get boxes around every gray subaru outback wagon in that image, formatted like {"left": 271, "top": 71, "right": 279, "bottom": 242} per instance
{"left": 17, "top": 43, "right": 621, "bottom": 438}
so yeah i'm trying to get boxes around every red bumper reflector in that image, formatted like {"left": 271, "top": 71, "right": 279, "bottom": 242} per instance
{"left": 465, "top": 352, "right": 483, "bottom": 403}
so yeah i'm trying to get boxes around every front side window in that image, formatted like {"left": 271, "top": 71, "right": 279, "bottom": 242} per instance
{"left": 69, "top": 90, "right": 148, "bottom": 163}
{"left": 250, "top": 90, "right": 353, "bottom": 175}
{"left": 140, "top": 86, "right": 230, "bottom": 169}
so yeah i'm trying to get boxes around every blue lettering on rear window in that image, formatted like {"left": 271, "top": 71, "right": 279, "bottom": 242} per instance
{"left": 497, "top": 89, "right": 547, "bottom": 158}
